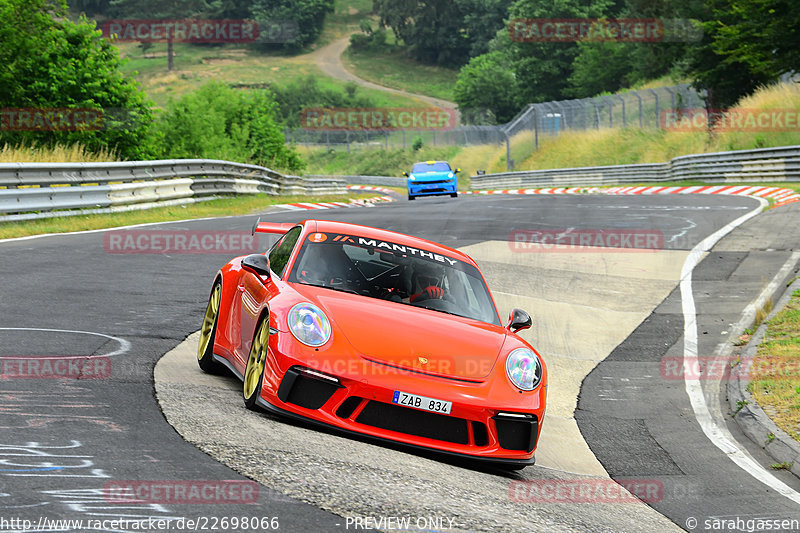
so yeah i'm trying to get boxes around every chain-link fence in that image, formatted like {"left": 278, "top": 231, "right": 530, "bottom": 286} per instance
{"left": 503, "top": 83, "right": 702, "bottom": 139}
{"left": 284, "top": 83, "right": 704, "bottom": 169}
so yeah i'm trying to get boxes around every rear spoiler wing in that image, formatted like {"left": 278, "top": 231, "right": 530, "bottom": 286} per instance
{"left": 251, "top": 218, "right": 297, "bottom": 236}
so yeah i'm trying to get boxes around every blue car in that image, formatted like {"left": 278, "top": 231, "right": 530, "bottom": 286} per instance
{"left": 403, "top": 161, "right": 460, "bottom": 201}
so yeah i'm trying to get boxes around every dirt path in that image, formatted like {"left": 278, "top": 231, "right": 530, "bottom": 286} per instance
{"left": 310, "top": 37, "right": 458, "bottom": 111}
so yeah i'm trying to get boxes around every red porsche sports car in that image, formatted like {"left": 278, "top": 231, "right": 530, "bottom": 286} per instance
{"left": 197, "top": 219, "right": 547, "bottom": 468}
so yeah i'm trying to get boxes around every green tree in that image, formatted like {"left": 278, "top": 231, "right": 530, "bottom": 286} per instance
{"left": 567, "top": 0, "right": 706, "bottom": 98}
{"left": 0, "top": 0, "right": 156, "bottom": 159}
{"left": 711, "top": 0, "right": 799, "bottom": 79}
{"left": 109, "top": 0, "right": 223, "bottom": 70}
{"left": 156, "top": 82, "right": 303, "bottom": 171}
{"left": 457, "top": 0, "right": 513, "bottom": 59}
{"left": 69, "top": 0, "right": 114, "bottom": 17}
{"left": 683, "top": 0, "right": 776, "bottom": 111}
{"left": 251, "top": 0, "right": 334, "bottom": 52}
{"left": 504, "top": 0, "right": 612, "bottom": 104}
{"left": 566, "top": 41, "right": 634, "bottom": 98}
{"left": 375, "top": 0, "right": 511, "bottom": 67}
{"left": 454, "top": 51, "right": 520, "bottom": 123}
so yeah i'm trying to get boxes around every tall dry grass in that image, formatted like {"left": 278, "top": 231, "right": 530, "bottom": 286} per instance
{"left": 510, "top": 81, "right": 800, "bottom": 171}
{"left": 0, "top": 143, "right": 118, "bottom": 163}
{"left": 710, "top": 82, "right": 800, "bottom": 152}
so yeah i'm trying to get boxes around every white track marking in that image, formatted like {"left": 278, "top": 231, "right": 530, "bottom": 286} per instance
{"left": 0, "top": 327, "right": 130, "bottom": 358}
{"left": 0, "top": 197, "right": 392, "bottom": 244}
{"left": 680, "top": 196, "right": 800, "bottom": 505}
{"left": 0, "top": 215, "right": 236, "bottom": 244}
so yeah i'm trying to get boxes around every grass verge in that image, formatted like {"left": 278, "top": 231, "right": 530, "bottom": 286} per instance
{"left": 116, "top": 42, "right": 419, "bottom": 109}
{"left": 748, "top": 287, "right": 800, "bottom": 441}
{"left": 298, "top": 145, "right": 461, "bottom": 176}
{"left": 342, "top": 47, "right": 458, "bottom": 102}
{"left": 299, "top": 82, "right": 800, "bottom": 178}
{"left": 0, "top": 193, "right": 372, "bottom": 240}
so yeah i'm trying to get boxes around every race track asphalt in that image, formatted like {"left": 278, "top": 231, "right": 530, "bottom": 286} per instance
{"left": 2, "top": 193, "right": 798, "bottom": 532}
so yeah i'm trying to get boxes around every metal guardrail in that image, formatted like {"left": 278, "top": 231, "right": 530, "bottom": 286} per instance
{"left": 305, "top": 175, "right": 406, "bottom": 187}
{"left": 0, "top": 159, "right": 347, "bottom": 219}
{"left": 470, "top": 146, "right": 800, "bottom": 189}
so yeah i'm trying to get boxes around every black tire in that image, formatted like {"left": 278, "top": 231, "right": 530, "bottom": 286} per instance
{"left": 197, "top": 281, "right": 224, "bottom": 374}
{"left": 243, "top": 316, "right": 269, "bottom": 410}
{"left": 408, "top": 194, "right": 415, "bottom": 201}
{"left": 450, "top": 192, "right": 458, "bottom": 198}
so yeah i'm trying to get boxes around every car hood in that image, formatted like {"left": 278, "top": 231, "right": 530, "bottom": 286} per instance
{"left": 410, "top": 171, "right": 454, "bottom": 182}
{"left": 300, "top": 286, "right": 505, "bottom": 380}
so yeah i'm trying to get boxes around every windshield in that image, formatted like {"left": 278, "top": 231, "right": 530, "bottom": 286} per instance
{"left": 288, "top": 232, "right": 500, "bottom": 325}
{"left": 411, "top": 162, "right": 451, "bottom": 173}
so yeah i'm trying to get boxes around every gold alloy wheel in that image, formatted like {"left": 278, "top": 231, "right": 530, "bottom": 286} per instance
{"left": 197, "top": 283, "right": 221, "bottom": 362}
{"left": 244, "top": 317, "right": 269, "bottom": 404}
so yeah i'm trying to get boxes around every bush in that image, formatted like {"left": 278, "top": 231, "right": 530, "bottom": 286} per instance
{"left": 350, "top": 26, "right": 390, "bottom": 52}
{"left": 269, "top": 75, "right": 376, "bottom": 128}
{"left": 156, "top": 82, "right": 303, "bottom": 171}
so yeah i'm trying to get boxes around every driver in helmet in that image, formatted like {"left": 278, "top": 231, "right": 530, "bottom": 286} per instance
{"left": 409, "top": 262, "right": 446, "bottom": 303}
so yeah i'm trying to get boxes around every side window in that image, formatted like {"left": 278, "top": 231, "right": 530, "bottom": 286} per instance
{"left": 268, "top": 226, "right": 302, "bottom": 278}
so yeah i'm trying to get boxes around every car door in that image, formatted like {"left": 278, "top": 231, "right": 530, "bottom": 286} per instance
{"left": 236, "top": 226, "right": 302, "bottom": 366}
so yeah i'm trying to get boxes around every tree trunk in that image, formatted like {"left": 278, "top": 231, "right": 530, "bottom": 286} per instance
{"left": 168, "top": 37, "right": 174, "bottom": 71}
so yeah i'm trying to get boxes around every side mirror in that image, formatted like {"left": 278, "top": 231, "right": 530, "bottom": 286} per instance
{"left": 402, "top": 171, "right": 409, "bottom": 177}
{"left": 455, "top": 168, "right": 461, "bottom": 174}
{"left": 506, "top": 308, "right": 532, "bottom": 333}
{"left": 241, "top": 254, "right": 271, "bottom": 279}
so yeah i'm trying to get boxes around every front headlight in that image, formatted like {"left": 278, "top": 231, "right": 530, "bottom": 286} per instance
{"left": 408, "top": 174, "right": 416, "bottom": 181}
{"left": 505, "top": 348, "right": 542, "bottom": 391}
{"left": 448, "top": 172, "right": 454, "bottom": 178}
{"left": 288, "top": 303, "right": 331, "bottom": 347}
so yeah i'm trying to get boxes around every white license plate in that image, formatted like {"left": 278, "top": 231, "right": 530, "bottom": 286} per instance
{"left": 392, "top": 391, "right": 452, "bottom": 414}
